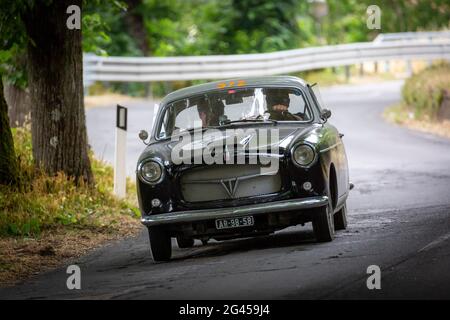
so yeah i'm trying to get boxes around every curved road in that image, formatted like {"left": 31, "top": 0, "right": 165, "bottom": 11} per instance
{"left": 2, "top": 81, "right": 450, "bottom": 299}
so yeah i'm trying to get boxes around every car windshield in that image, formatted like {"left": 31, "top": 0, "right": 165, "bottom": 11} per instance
{"left": 157, "top": 87, "right": 312, "bottom": 139}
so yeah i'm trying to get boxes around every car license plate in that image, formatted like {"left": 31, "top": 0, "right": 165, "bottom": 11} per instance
{"left": 215, "top": 216, "right": 254, "bottom": 230}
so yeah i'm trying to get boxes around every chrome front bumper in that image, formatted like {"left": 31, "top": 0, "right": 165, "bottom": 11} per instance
{"left": 141, "top": 196, "right": 328, "bottom": 227}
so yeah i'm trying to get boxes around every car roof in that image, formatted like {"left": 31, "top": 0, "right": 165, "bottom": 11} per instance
{"left": 160, "top": 76, "right": 309, "bottom": 105}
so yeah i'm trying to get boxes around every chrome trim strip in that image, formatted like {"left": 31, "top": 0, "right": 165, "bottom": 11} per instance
{"left": 141, "top": 196, "right": 328, "bottom": 227}
{"left": 319, "top": 142, "right": 342, "bottom": 153}
{"left": 243, "top": 152, "right": 283, "bottom": 158}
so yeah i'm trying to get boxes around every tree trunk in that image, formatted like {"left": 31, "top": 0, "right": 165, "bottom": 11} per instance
{"left": 24, "top": 0, "right": 93, "bottom": 184}
{"left": 124, "top": 0, "right": 150, "bottom": 55}
{"left": 0, "top": 78, "right": 19, "bottom": 185}
{"left": 4, "top": 84, "right": 31, "bottom": 127}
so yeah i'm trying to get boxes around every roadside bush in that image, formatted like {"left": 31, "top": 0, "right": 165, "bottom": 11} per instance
{"left": 402, "top": 61, "right": 450, "bottom": 120}
{"left": 0, "top": 125, "right": 139, "bottom": 237}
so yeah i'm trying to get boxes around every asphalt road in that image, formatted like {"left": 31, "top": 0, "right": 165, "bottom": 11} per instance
{"left": 2, "top": 80, "right": 450, "bottom": 299}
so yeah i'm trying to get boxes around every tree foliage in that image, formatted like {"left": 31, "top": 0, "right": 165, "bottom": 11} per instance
{"left": 188, "top": 0, "right": 302, "bottom": 54}
{"left": 73, "top": 0, "right": 450, "bottom": 97}
{"left": 0, "top": 0, "right": 30, "bottom": 87}
{"left": 88, "top": 0, "right": 449, "bottom": 58}
{"left": 4, "top": 0, "right": 446, "bottom": 63}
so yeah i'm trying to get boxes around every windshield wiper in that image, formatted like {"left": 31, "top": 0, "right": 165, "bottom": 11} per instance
{"left": 221, "top": 117, "right": 278, "bottom": 126}
{"left": 182, "top": 126, "right": 218, "bottom": 133}
{"left": 173, "top": 118, "right": 277, "bottom": 136}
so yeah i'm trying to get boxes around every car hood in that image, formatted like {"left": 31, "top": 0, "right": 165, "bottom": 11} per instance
{"left": 138, "top": 124, "right": 320, "bottom": 164}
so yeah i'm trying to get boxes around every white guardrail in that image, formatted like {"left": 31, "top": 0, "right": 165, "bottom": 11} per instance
{"left": 83, "top": 32, "right": 450, "bottom": 85}
{"left": 373, "top": 31, "right": 450, "bottom": 43}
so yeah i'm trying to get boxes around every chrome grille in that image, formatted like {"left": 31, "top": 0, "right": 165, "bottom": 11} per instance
{"left": 180, "top": 164, "right": 281, "bottom": 202}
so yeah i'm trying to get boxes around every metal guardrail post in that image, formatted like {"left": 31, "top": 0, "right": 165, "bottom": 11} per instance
{"left": 345, "top": 65, "right": 351, "bottom": 82}
{"left": 406, "top": 60, "right": 413, "bottom": 75}
{"left": 384, "top": 61, "right": 390, "bottom": 73}
{"left": 146, "top": 83, "right": 153, "bottom": 100}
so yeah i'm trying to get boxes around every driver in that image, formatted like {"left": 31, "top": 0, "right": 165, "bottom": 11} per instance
{"left": 265, "top": 89, "right": 304, "bottom": 121}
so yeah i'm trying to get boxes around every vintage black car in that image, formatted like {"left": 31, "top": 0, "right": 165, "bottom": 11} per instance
{"left": 137, "top": 76, "right": 351, "bottom": 261}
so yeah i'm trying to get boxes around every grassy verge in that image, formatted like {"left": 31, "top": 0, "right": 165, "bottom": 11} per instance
{"left": 384, "top": 103, "right": 450, "bottom": 139}
{"left": 0, "top": 126, "right": 142, "bottom": 286}
{"left": 384, "top": 62, "right": 450, "bottom": 139}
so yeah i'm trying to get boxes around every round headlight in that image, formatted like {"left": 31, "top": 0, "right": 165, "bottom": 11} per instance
{"left": 292, "top": 144, "right": 316, "bottom": 167}
{"left": 140, "top": 161, "right": 163, "bottom": 183}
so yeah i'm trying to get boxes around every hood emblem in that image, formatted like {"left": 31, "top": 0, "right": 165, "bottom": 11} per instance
{"left": 220, "top": 177, "right": 239, "bottom": 198}
{"left": 239, "top": 134, "right": 253, "bottom": 147}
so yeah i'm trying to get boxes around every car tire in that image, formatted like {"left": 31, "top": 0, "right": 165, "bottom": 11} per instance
{"left": 312, "top": 187, "right": 335, "bottom": 242}
{"left": 148, "top": 227, "right": 172, "bottom": 261}
{"left": 334, "top": 203, "right": 348, "bottom": 230}
{"left": 176, "top": 236, "right": 195, "bottom": 248}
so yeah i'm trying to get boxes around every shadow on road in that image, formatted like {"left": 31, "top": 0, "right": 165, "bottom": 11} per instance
{"left": 171, "top": 228, "right": 317, "bottom": 262}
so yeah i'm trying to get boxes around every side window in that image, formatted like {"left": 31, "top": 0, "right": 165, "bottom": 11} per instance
{"left": 158, "top": 110, "right": 169, "bottom": 138}
{"left": 158, "top": 103, "right": 179, "bottom": 139}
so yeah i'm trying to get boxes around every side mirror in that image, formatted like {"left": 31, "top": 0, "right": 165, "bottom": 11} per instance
{"left": 320, "top": 109, "right": 332, "bottom": 121}
{"left": 219, "top": 115, "right": 230, "bottom": 126}
{"left": 139, "top": 130, "right": 149, "bottom": 144}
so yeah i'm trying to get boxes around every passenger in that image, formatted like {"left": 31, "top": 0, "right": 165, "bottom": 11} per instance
{"left": 196, "top": 96, "right": 225, "bottom": 127}
{"left": 196, "top": 97, "right": 210, "bottom": 127}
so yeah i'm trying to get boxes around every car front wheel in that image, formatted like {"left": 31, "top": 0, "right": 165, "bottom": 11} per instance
{"left": 312, "top": 192, "right": 335, "bottom": 242}
{"left": 334, "top": 203, "right": 348, "bottom": 230}
{"left": 148, "top": 227, "right": 172, "bottom": 261}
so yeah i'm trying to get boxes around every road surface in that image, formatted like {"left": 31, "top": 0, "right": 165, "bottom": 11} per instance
{"left": 1, "top": 81, "right": 450, "bottom": 299}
